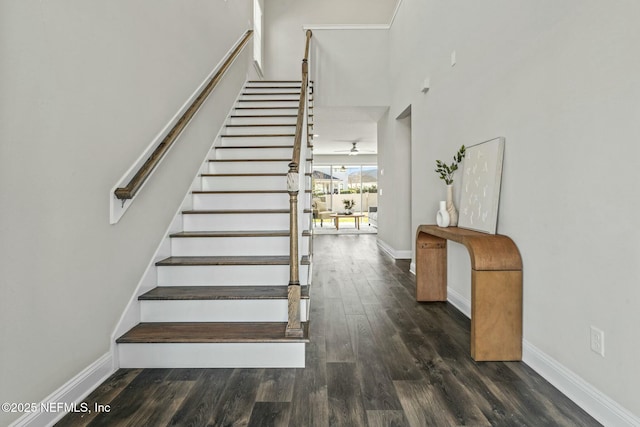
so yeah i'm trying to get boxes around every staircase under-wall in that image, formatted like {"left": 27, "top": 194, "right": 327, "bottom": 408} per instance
{"left": 116, "top": 81, "right": 313, "bottom": 368}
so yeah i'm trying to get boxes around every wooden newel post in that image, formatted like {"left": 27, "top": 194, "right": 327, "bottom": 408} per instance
{"left": 286, "top": 164, "right": 303, "bottom": 337}
{"left": 286, "top": 29, "right": 311, "bottom": 339}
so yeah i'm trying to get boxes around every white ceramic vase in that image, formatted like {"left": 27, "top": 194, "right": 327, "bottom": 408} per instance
{"left": 446, "top": 184, "right": 458, "bottom": 226}
{"left": 436, "top": 200, "right": 450, "bottom": 227}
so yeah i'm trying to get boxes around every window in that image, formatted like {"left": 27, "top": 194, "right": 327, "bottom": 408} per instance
{"left": 253, "top": 0, "right": 263, "bottom": 73}
{"left": 312, "top": 164, "right": 378, "bottom": 213}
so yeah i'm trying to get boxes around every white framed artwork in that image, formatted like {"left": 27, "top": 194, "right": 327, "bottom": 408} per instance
{"left": 458, "top": 137, "right": 505, "bottom": 234}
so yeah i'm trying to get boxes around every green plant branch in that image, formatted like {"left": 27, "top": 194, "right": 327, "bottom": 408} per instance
{"left": 435, "top": 145, "right": 466, "bottom": 185}
{"left": 343, "top": 199, "right": 356, "bottom": 210}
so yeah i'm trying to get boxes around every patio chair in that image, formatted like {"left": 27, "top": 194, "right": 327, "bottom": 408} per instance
{"left": 312, "top": 198, "right": 332, "bottom": 227}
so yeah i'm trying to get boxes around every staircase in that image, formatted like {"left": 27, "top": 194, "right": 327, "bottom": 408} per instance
{"left": 116, "top": 81, "right": 313, "bottom": 368}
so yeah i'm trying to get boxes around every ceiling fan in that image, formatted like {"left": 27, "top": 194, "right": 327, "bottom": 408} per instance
{"left": 334, "top": 140, "right": 376, "bottom": 156}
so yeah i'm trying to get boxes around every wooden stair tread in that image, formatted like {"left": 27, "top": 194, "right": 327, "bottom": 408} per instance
{"left": 170, "top": 230, "right": 311, "bottom": 238}
{"left": 234, "top": 107, "right": 312, "bottom": 110}
{"left": 245, "top": 85, "right": 302, "bottom": 89}
{"left": 200, "top": 173, "right": 311, "bottom": 177}
{"left": 139, "top": 285, "right": 310, "bottom": 301}
{"left": 245, "top": 86, "right": 301, "bottom": 89}
{"left": 238, "top": 99, "right": 299, "bottom": 102}
{"left": 202, "top": 173, "right": 286, "bottom": 177}
{"left": 208, "top": 158, "right": 290, "bottom": 162}
{"left": 116, "top": 322, "right": 309, "bottom": 344}
{"left": 208, "top": 158, "right": 312, "bottom": 162}
{"left": 182, "top": 209, "right": 289, "bottom": 215}
{"left": 193, "top": 190, "right": 288, "bottom": 194}
{"left": 215, "top": 145, "right": 294, "bottom": 149}
{"left": 192, "top": 190, "right": 312, "bottom": 194}
{"left": 156, "top": 255, "right": 311, "bottom": 266}
{"left": 242, "top": 92, "right": 301, "bottom": 96}
{"left": 220, "top": 134, "right": 295, "bottom": 138}
{"left": 248, "top": 80, "right": 301, "bottom": 83}
{"left": 181, "top": 209, "right": 312, "bottom": 215}
{"left": 171, "top": 230, "right": 289, "bottom": 237}
{"left": 225, "top": 124, "right": 296, "bottom": 127}
{"left": 229, "top": 115, "right": 313, "bottom": 118}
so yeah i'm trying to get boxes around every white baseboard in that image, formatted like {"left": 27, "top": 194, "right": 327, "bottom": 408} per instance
{"left": 441, "top": 287, "right": 638, "bottom": 426}
{"left": 10, "top": 353, "right": 114, "bottom": 427}
{"left": 409, "top": 261, "right": 416, "bottom": 275}
{"left": 376, "top": 238, "right": 412, "bottom": 260}
{"left": 252, "top": 60, "right": 264, "bottom": 80}
{"left": 446, "top": 286, "right": 471, "bottom": 318}
{"left": 523, "top": 342, "right": 640, "bottom": 427}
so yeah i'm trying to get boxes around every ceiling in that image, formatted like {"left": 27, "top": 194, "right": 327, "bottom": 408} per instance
{"left": 310, "top": 106, "right": 388, "bottom": 155}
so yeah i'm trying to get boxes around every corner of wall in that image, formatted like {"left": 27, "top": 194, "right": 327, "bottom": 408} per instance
{"left": 376, "top": 237, "right": 411, "bottom": 260}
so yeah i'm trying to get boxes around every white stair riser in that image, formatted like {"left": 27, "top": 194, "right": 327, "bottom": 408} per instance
{"left": 140, "top": 300, "right": 309, "bottom": 322}
{"left": 208, "top": 161, "right": 290, "bottom": 174}
{"left": 243, "top": 85, "right": 303, "bottom": 89}
{"left": 201, "top": 175, "right": 311, "bottom": 191}
{"left": 183, "top": 213, "right": 290, "bottom": 231}
{"left": 229, "top": 116, "right": 297, "bottom": 125}
{"left": 224, "top": 125, "right": 297, "bottom": 135}
{"left": 237, "top": 101, "right": 299, "bottom": 108}
{"left": 171, "top": 236, "right": 310, "bottom": 257}
{"left": 201, "top": 175, "right": 285, "bottom": 191}
{"left": 246, "top": 82, "right": 301, "bottom": 88}
{"left": 243, "top": 88, "right": 308, "bottom": 95}
{"left": 182, "top": 213, "right": 311, "bottom": 232}
{"left": 183, "top": 213, "right": 289, "bottom": 231}
{"left": 193, "top": 192, "right": 289, "bottom": 210}
{"left": 219, "top": 136, "right": 294, "bottom": 146}
{"left": 233, "top": 108, "right": 298, "bottom": 116}
{"left": 192, "top": 193, "right": 311, "bottom": 210}
{"left": 215, "top": 147, "right": 293, "bottom": 160}
{"left": 118, "top": 342, "right": 305, "bottom": 368}
{"left": 157, "top": 264, "right": 310, "bottom": 286}
{"left": 241, "top": 94, "right": 300, "bottom": 101}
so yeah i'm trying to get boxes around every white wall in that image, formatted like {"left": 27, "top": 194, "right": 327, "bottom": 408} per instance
{"left": 380, "top": 0, "right": 640, "bottom": 420}
{"left": 309, "top": 29, "right": 390, "bottom": 108}
{"left": 262, "top": 0, "right": 397, "bottom": 79}
{"left": 314, "top": 154, "right": 377, "bottom": 165}
{"left": 377, "top": 109, "right": 413, "bottom": 254}
{"left": 0, "top": 1, "right": 252, "bottom": 425}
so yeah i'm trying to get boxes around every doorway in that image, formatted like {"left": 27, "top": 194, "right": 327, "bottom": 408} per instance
{"left": 311, "top": 163, "right": 378, "bottom": 234}
{"left": 395, "top": 106, "right": 413, "bottom": 254}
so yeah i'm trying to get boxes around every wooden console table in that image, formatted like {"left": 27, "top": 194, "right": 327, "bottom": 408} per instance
{"left": 416, "top": 225, "right": 523, "bottom": 361}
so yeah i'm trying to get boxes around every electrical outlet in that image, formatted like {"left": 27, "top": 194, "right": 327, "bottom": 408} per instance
{"left": 590, "top": 326, "right": 605, "bottom": 357}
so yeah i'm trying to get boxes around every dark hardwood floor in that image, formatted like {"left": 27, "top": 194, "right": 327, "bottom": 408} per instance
{"left": 57, "top": 234, "right": 600, "bottom": 427}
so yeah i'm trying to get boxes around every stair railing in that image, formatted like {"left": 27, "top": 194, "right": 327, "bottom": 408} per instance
{"left": 286, "top": 29, "right": 312, "bottom": 338}
{"left": 114, "top": 30, "right": 253, "bottom": 201}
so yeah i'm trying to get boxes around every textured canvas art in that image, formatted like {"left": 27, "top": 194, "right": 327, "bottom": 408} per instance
{"left": 458, "top": 137, "right": 505, "bottom": 234}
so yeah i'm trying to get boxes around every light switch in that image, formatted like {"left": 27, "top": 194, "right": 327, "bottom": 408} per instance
{"left": 451, "top": 51, "right": 456, "bottom": 66}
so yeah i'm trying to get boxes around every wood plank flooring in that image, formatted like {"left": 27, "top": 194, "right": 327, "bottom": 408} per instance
{"left": 57, "top": 234, "right": 601, "bottom": 427}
